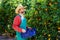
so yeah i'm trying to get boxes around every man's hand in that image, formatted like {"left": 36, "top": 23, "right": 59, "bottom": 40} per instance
{"left": 22, "top": 29, "right": 26, "bottom": 33}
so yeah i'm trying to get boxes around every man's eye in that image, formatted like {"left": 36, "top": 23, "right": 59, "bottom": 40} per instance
{"left": 19, "top": 9, "right": 21, "bottom": 10}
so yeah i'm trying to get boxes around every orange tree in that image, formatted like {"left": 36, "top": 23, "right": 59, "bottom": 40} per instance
{"left": 0, "top": 0, "right": 60, "bottom": 40}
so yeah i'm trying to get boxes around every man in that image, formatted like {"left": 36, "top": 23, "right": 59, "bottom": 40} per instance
{"left": 12, "top": 4, "right": 27, "bottom": 40}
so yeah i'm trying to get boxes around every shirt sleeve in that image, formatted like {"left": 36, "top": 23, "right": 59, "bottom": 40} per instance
{"left": 12, "top": 15, "right": 22, "bottom": 32}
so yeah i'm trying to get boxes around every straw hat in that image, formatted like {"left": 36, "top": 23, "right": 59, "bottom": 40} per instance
{"left": 15, "top": 4, "right": 25, "bottom": 14}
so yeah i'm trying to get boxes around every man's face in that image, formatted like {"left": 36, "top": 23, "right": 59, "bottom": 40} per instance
{"left": 19, "top": 7, "right": 25, "bottom": 14}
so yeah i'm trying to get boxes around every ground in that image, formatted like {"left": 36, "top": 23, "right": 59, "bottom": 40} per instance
{"left": 0, "top": 36, "right": 15, "bottom": 40}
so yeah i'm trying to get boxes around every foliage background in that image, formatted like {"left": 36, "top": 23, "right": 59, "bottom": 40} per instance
{"left": 0, "top": 0, "right": 60, "bottom": 40}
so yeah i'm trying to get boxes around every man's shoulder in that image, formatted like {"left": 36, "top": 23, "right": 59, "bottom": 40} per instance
{"left": 14, "top": 15, "right": 21, "bottom": 19}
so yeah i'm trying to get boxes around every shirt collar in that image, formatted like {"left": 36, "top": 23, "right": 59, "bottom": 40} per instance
{"left": 19, "top": 13, "right": 24, "bottom": 17}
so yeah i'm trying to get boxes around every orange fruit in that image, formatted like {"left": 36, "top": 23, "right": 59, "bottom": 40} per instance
{"left": 55, "top": 2, "right": 58, "bottom": 4}
{"left": 58, "top": 27, "right": 60, "bottom": 30}
{"left": 35, "top": 11, "right": 38, "bottom": 15}
{"left": 48, "top": 34, "right": 51, "bottom": 37}
{"left": 49, "top": 2, "right": 52, "bottom": 6}
{"left": 48, "top": 38, "right": 50, "bottom": 40}
{"left": 45, "top": 8, "right": 48, "bottom": 11}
